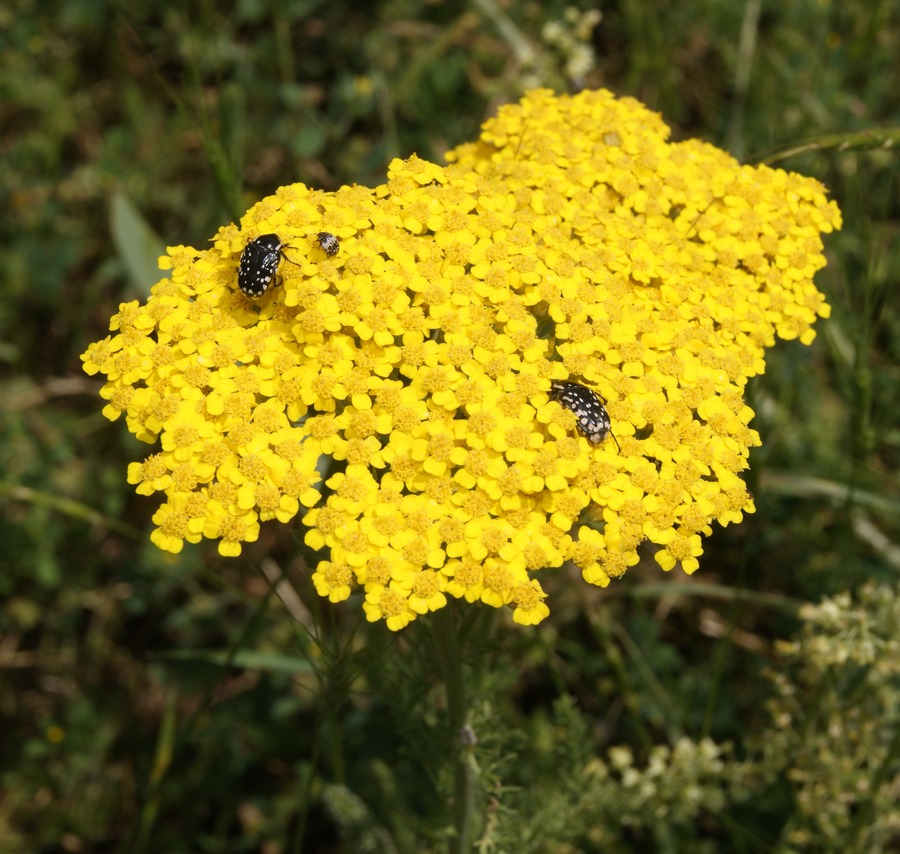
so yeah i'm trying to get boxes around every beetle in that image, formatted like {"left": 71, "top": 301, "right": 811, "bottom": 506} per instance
{"left": 316, "top": 231, "right": 340, "bottom": 257}
{"left": 549, "top": 380, "right": 619, "bottom": 449}
{"left": 237, "top": 234, "right": 299, "bottom": 298}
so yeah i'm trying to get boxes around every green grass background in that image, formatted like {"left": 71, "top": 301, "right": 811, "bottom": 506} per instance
{"left": 1, "top": 1, "right": 898, "bottom": 851}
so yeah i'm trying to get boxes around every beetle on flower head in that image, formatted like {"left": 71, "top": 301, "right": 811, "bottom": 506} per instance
{"left": 238, "top": 234, "right": 298, "bottom": 298}
{"left": 316, "top": 232, "right": 340, "bottom": 257}
{"left": 80, "top": 88, "right": 841, "bottom": 626}
{"left": 549, "top": 380, "right": 618, "bottom": 449}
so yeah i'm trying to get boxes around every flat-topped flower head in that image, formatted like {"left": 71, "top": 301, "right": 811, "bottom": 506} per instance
{"left": 81, "top": 89, "right": 840, "bottom": 629}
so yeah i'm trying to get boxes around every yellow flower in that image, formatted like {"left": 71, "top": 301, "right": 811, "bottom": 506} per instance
{"left": 312, "top": 560, "right": 355, "bottom": 603}
{"left": 409, "top": 570, "right": 449, "bottom": 615}
{"left": 363, "top": 585, "right": 418, "bottom": 632}
{"left": 512, "top": 580, "right": 551, "bottom": 626}
{"left": 82, "top": 88, "right": 840, "bottom": 630}
{"left": 149, "top": 492, "right": 207, "bottom": 554}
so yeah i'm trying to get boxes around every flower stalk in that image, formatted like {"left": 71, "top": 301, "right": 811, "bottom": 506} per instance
{"left": 431, "top": 606, "right": 478, "bottom": 854}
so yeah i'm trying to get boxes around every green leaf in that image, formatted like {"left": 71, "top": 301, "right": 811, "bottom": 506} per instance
{"left": 110, "top": 189, "right": 167, "bottom": 297}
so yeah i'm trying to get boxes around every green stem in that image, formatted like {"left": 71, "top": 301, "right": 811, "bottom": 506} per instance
{"left": 757, "top": 127, "right": 900, "bottom": 165}
{"left": 432, "top": 606, "right": 477, "bottom": 854}
{"left": 0, "top": 481, "right": 140, "bottom": 538}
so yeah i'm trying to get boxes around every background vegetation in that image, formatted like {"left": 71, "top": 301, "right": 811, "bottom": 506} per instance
{"left": 1, "top": 0, "right": 897, "bottom": 851}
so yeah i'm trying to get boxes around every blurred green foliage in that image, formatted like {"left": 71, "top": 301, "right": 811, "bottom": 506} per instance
{"left": 1, "top": 0, "right": 898, "bottom": 851}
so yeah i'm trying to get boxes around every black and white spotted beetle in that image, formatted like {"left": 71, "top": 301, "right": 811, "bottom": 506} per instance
{"left": 237, "top": 234, "right": 299, "bottom": 299}
{"left": 316, "top": 231, "right": 340, "bottom": 257}
{"left": 549, "top": 380, "right": 619, "bottom": 449}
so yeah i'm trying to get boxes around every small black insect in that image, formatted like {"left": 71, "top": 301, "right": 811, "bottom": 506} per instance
{"left": 237, "top": 234, "right": 299, "bottom": 298}
{"left": 316, "top": 232, "right": 340, "bottom": 257}
{"left": 549, "top": 380, "right": 619, "bottom": 449}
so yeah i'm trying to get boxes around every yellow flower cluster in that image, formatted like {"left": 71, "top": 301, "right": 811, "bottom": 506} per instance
{"left": 81, "top": 89, "right": 840, "bottom": 630}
